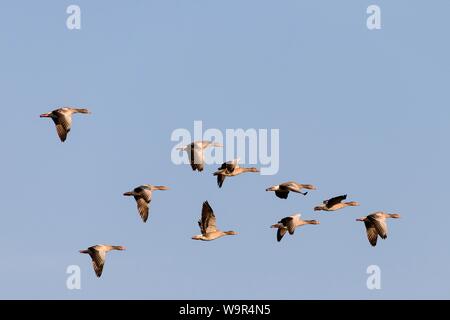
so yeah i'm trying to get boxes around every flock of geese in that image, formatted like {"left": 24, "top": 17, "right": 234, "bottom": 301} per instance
{"left": 40, "top": 107, "right": 402, "bottom": 278}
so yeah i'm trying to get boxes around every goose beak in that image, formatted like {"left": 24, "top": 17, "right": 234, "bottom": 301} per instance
{"left": 40, "top": 113, "right": 50, "bottom": 118}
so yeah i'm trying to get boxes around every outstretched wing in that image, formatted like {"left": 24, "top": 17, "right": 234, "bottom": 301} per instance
{"left": 284, "top": 215, "right": 300, "bottom": 235}
{"left": 217, "top": 174, "right": 226, "bottom": 188}
{"left": 277, "top": 228, "right": 287, "bottom": 242}
{"left": 364, "top": 221, "right": 379, "bottom": 247}
{"left": 225, "top": 159, "right": 239, "bottom": 173}
{"left": 218, "top": 159, "right": 239, "bottom": 173}
{"left": 189, "top": 145, "right": 205, "bottom": 171}
{"left": 275, "top": 190, "right": 289, "bottom": 199}
{"left": 279, "top": 216, "right": 296, "bottom": 234}
{"left": 200, "top": 201, "right": 217, "bottom": 234}
{"left": 134, "top": 187, "right": 152, "bottom": 222}
{"left": 135, "top": 197, "right": 149, "bottom": 222}
{"left": 88, "top": 249, "right": 106, "bottom": 277}
{"left": 325, "top": 195, "right": 347, "bottom": 208}
{"left": 52, "top": 112, "right": 72, "bottom": 142}
{"left": 368, "top": 214, "right": 388, "bottom": 239}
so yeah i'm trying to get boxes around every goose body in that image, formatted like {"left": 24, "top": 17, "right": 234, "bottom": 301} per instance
{"left": 177, "top": 141, "right": 223, "bottom": 172}
{"left": 356, "top": 212, "right": 401, "bottom": 246}
{"left": 213, "top": 158, "right": 259, "bottom": 188}
{"left": 192, "top": 201, "right": 237, "bottom": 241}
{"left": 40, "top": 107, "right": 90, "bottom": 142}
{"left": 271, "top": 214, "right": 320, "bottom": 242}
{"left": 266, "top": 181, "right": 316, "bottom": 199}
{"left": 79, "top": 244, "right": 126, "bottom": 277}
{"left": 123, "top": 184, "right": 169, "bottom": 222}
{"left": 314, "top": 194, "right": 359, "bottom": 212}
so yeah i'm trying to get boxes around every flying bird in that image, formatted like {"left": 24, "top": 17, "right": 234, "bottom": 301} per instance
{"left": 177, "top": 141, "right": 223, "bottom": 172}
{"left": 192, "top": 201, "right": 238, "bottom": 241}
{"left": 356, "top": 212, "right": 401, "bottom": 247}
{"left": 314, "top": 194, "right": 359, "bottom": 212}
{"left": 40, "top": 107, "right": 91, "bottom": 142}
{"left": 79, "top": 245, "right": 126, "bottom": 278}
{"left": 271, "top": 214, "right": 320, "bottom": 242}
{"left": 123, "top": 184, "right": 169, "bottom": 222}
{"left": 213, "top": 158, "right": 259, "bottom": 188}
{"left": 266, "top": 181, "right": 316, "bottom": 199}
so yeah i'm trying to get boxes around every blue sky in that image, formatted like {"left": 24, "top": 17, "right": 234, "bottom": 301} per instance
{"left": 0, "top": 0, "right": 449, "bottom": 299}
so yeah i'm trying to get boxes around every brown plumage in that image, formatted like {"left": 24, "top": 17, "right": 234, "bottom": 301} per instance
{"left": 40, "top": 107, "right": 91, "bottom": 142}
{"left": 314, "top": 194, "right": 360, "bottom": 212}
{"left": 192, "top": 201, "right": 237, "bottom": 241}
{"left": 213, "top": 159, "right": 259, "bottom": 188}
{"left": 271, "top": 214, "right": 320, "bottom": 242}
{"left": 266, "top": 181, "right": 317, "bottom": 199}
{"left": 356, "top": 212, "right": 401, "bottom": 247}
{"left": 123, "top": 184, "right": 169, "bottom": 222}
{"left": 79, "top": 245, "right": 126, "bottom": 278}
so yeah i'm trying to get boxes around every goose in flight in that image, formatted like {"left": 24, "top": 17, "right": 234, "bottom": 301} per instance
{"left": 192, "top": 201, "right": 238, "bottom": 241}
{"left": 177, "top": 141, "right": 223, "bottom": 172}
{"left": 79, "top": 245, "right": 126, "bottom": 278}
{"left": 356, "top": 212, "right": 401, "bottom": 247}
{"left": 314, "top": 195, "right": 359, "bottom": 212}
{"left": 213, "top": 158, "right": 259, "bottom": 188}
{"left": 266, "top": 181, "right": 317, "bottom": 199}
{"left": 40, "top": 107, "right": 91, "bottom": 142}
{"left": 271, "top": 214, "right": 320, "bottom": 242}
{"left": 123, "top": 184, "right": 169, "bottom": 222}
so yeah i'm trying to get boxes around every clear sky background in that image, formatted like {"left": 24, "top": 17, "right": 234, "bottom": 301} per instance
{"left": 0, "top": 0, "right": 448, "bottom": 299}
